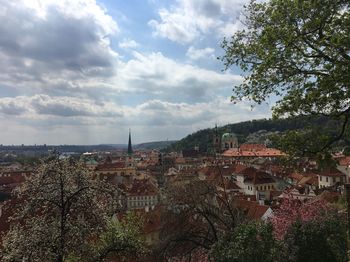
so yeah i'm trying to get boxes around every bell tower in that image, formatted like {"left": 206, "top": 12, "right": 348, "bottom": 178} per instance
{"left": 213, "top": 124, "right": 221, "bottom": 153}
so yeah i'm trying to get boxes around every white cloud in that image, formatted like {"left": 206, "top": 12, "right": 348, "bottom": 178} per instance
{"left": 0, "top": 0, "right": 269, "bottom": 145}
{"left": 0, "top": 95, "right": 123, "bottom": 118}
{"left": 186, "top": 46, "right": 215, "bottom": 60}
{"left": 115, "top": 51, "right": 241, "bottom": 100}
{"left": 148, "top": 0, "right": 247, "bottom": 44}
{"left": 0, "top": 95, "right": 270, "bottom": 144}
{"left": 218, "top": 13, "right": 246, "bottom": 37}
{"left": 119, "top": 38, "right": 140, "bottom": 49}
{"left": 0, "top": 0, "right": 119, "bottom": 99}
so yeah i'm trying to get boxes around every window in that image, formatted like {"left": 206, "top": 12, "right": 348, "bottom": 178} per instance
{"left": 320, "top": 176, "right": 322, "bottom": 181}
{"left": 326, "top": 177, "right": 328, "bottom": 182}
{"left": 333, "top": 177, "right": 336, "bottom": 183}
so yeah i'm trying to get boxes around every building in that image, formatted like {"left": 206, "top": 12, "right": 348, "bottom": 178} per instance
{"left": 222, "top": 144, "right": 285, "bottom": 160}
{"left": 126, "top": 179, "right": 159, "bottom": 210}
{"left": 212, "top": 125, "right": 239, "bottom": 153}
{"left": 234, "top": 167, "right": 277, "bottom": 202}
{"left": 318, "top": 168, "right": 346, "bottom": 188}
{"left": 213, "top": 124, "right": 221, "bottom": 153}
{"left": 94, "top": 131, "right": 136, "bottom": 181}
{"left": 221, "top": 132, "right": 238, "bottom": 151}
{"left": 126, "top": 129, "right": 134, "bottom": 168}
{"left": 234, "top": 199, "right": 273, "bottom": 221}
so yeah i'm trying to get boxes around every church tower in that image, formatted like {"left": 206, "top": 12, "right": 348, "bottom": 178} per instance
{"left": 213, "top": 124, "right": 221, "bottom": 153}
{"left": 126, "top": 129, "right": 134, "bottom": 168}
{"left": 127, "top": 129, "right": 133, "bottom": 155}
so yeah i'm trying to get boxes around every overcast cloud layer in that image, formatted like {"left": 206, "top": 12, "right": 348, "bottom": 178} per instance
{"left": 0, "top": 0, "right": 270, "bottom": 145}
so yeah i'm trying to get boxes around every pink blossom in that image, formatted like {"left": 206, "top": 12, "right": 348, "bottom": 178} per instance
{"left": 270, "top": 199, "right": 332, "bottom": 239}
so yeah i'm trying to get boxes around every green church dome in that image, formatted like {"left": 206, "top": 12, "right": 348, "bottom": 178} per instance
{"left": 222, "top": 132, "right": 236, "bottom": 140}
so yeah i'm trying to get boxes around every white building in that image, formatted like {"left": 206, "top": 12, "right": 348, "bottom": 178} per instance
{"left": 318, "top": 168, "right": 346, "bottom": 188}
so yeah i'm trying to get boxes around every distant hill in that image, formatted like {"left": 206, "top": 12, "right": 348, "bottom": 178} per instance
{"left": 166, "top": 116, "right": 342, "bottom": 153}
{"left": 134, "top": 140, "right": 177, "bottom": 150}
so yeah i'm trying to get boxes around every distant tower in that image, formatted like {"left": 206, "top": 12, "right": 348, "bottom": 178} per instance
{"left": 213, "top": 124, "right": 221, "bottom": 153}
{"left": 127, "top": 129, "right": 133, "bottom": 155}
{"left": 126, "top": 129, "right": 134, "bottom": 168}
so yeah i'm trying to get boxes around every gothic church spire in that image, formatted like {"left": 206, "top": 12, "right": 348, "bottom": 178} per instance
{"left": 127, "top": 129, "right": 133, "bottom": 155}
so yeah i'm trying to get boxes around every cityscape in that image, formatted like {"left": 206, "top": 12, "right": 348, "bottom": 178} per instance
{"left": 0, "top": 0, "right": 349, "bottom": 261}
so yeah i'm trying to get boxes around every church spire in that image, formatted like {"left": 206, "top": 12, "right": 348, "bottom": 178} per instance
{"left": 127, "top": 129, "right": 133, "bottom": 155}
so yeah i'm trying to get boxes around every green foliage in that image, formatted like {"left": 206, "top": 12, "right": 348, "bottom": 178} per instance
{"left": 66, "top": 213, "right": 147, "bottom": 262}
{"left": 334, "top": 195, "right": 347, "bottom": 210}
{"left": 343, "top": 146, "right": 350, "bottom": 156}
{"left": 281, "top": 217, "right": 348, "bottom": 262}
{"left": 210, "top": 222, "right": 278, "bottom": 262}
{"left": 221, "top": 0, "right": 350, "bottom": 153}
{"left": 92, "top": 212, "right": 147, "bottom": 261}
{"left": 210, "top": 211, "right": 347, "bottom": 262}
{"left": 167, "top": 115, "right": 349, "bottom": 153}
{"left": 0, "top": 153, "right": 42, "bottom": 166}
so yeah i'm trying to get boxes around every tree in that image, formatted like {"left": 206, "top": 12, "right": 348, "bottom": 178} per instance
{"left": 158, "top": 179, "right": 241, "bottom": 260}
{"left": 0, "top": 155, "right": 141, "bottom": 262}
{"left": 221, "top": 0, "right": 350, "bottom": 154}
{"left": 281, "top": 217, "right": 347, "bottom": 262}
{"left": 270, "top": 198, "right": 347, "bottom": 262}
{"left": 210, "top": 222, "right": 278, "bottom": 262}
{"left": 85, "top": 212, "right": 147, "bottom": 262}
{"left": 270, "top": 198, "right": 333, "bottom": 239}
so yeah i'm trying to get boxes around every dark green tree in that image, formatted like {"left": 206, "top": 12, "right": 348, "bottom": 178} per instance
{"left": 221, "top": 0, "right": 350, "bottom": 154}
{"left": 210, "top": 222, "right": 278, "bottom": 262}
{"left": 280, "top": 217, "right": 347, "bottom": 262}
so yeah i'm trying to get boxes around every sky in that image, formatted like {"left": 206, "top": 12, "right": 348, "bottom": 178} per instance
{"left": 0, "top": 0, "right": 272, "bottom": 145}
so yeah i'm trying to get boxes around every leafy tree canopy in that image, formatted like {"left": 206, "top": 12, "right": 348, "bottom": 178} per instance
{"left": 210, "top": 222, "right": 277, "bottom": 262}
{"left": 221, "top": 0, "right": 350, "bottom": 153}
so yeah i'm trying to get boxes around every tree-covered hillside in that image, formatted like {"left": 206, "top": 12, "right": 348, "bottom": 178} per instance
{"left": 166, "top": 116, "right": 348, "bottom": 153}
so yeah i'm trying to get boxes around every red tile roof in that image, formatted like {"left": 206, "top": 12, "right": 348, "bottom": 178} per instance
{"left": 239, "top": 144, "right": 266, "bottom": 151}
{"left": 339, "top": 156, "right": 350, "bottom": 166}
{"left": 319, "top": 168, "right": 345, "bottom": 177}
{"left": 95, "top": 162, "right": 126, "bottom": 171}
{"left": 0, "top": 171, "right": 32, "bottom": 192}
{"left": 127, "top": 179, "right": 158, "bottom": 196}
{"left": 234, "top": 199, "right": 270, "bottom": 220}
{"left": 222, "top": 148, "right": 285, "bottom": 157}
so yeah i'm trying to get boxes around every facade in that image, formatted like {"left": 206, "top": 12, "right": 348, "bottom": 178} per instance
{"left": 126, "top": 179, "right": 159, "bottom": 209}
{"left": 235, "top": 167, "right": 276, "bottom": 200}
{"left": 212, "top": 124, "right": 238, "bottom": 153}
{"left": 94, "top": 130, "right": 136, "bottom": 180}
{"left": 222, "top": 144, "right": 285, "bottom": 159}
{"left": 221, "top": 132, "right": 238, "bottom": 151}
{"left": 318, "top": 168, "right": 346, "bottom": 188}
{"left": 95, "top": 161, "right": 136, "bottom": 177}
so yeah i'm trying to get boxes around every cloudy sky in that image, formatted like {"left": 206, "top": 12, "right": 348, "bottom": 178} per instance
{"left": 0, "top": 0, "right": 271, "bottom": 145}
